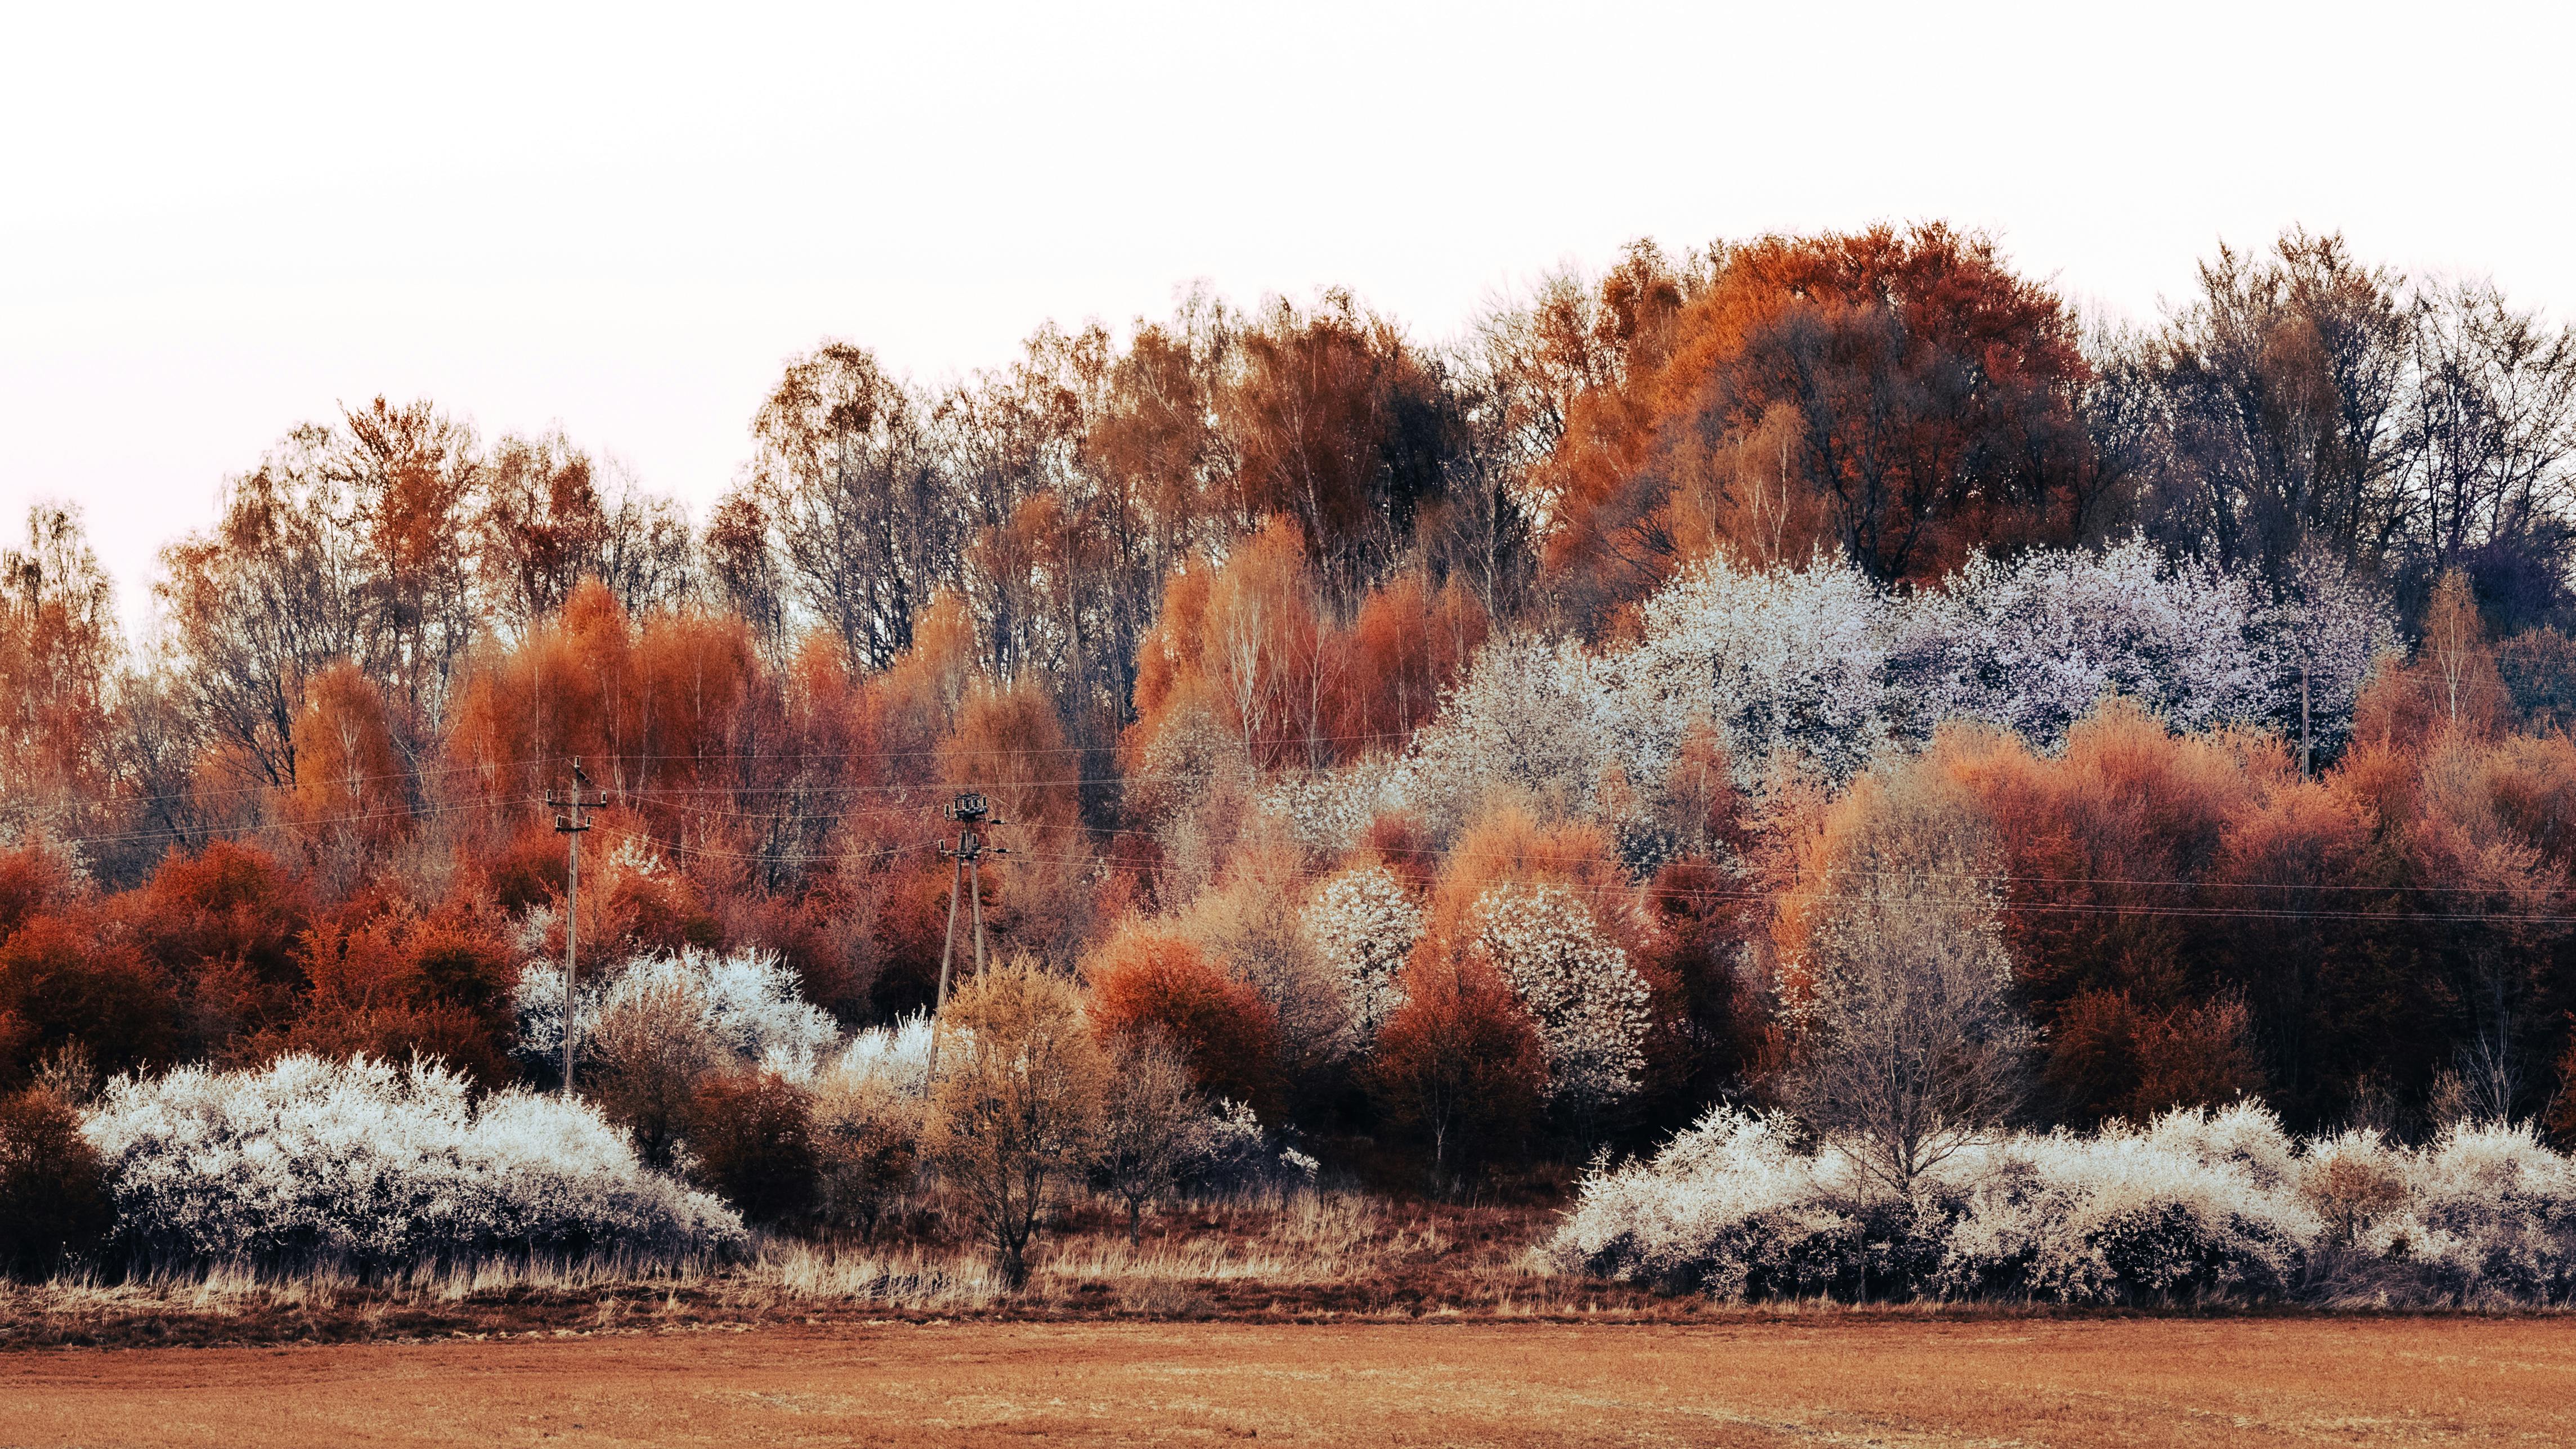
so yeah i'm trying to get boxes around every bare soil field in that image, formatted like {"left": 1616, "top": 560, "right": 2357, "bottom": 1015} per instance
{"left": 6, "top": 1317, "right": 2572, "bottom": 1447}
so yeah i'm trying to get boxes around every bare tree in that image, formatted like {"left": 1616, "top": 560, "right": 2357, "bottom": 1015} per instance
{"left": 593, "top": 467, "right": 697, "bottom": 617}
{"left": 2144, "top": 230, "right": 2414, "bottom": 573}
{"left": 333, "top": 398, "right": 483, "bottom": 745}
{"left": 749, "top": 343, "right": 951, "bottom": 672}
{"left": 1785, "top": 775, "right": 2031, "bottom": 1200}
{"left": 0, "top": 503, "right": 123, "bottom": 825}
{"left": 156, "top": 433, "right": 370, "bottom": 792}
{"left": 1089, "top": 1029, "right": 1202, "bottom": 1245}
{"left": 2399, "top": 281, "right": 2576, "bottom": 617}
{"left": 474, "top": 428, "right": 610, "bottom": 635}
{"left": 924, "top": 959, "right": 1106, "bottom": 1288}
{"left": 701, "top": 490, "right": 789, "bottom": 659}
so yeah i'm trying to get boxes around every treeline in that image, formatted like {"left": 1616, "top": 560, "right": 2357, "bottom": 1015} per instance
{"left": 6, "top": 223, "right": 2576, "bottom": 1180}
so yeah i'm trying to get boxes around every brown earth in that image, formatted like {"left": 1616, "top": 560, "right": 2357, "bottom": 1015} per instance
{"left": 7, "top": 1317, "right": 2571, "bottom": 1447}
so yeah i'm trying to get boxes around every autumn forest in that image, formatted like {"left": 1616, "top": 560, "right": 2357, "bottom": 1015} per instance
{"left": 8, "top": 219, "right": 2576, "bottom": 1249}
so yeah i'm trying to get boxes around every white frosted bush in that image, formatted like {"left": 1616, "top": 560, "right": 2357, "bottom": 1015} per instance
{"left": 1932, "top": 1108, "right": 2317, "bottom": 1304}
{"left": 1553, "top": 1103, "right": 2379, "bottom": 1305}
{"left": 1185, "top": 1097, "right": 1271, "bottom": 1187}
{"left": 2140, "top": 1098, "right": 2302, "bottom": 1191}
{"left": 820, "top": 1013, "right": 935, "bottom": 1097}
{"left": 1271, "top": 545, "right": 2394, "bottom": 858}
{"left": 2378, "top": 1123, "right": 2576, "bottom": 1303}
{"left": 516, "top": 945, "right": 841, "bottom": 1078}
{"left": 1469, "top": 883, "right": 1650, "bottom": 1112}
{"left": 1549, "top": 1109, "right": 1883, "bottom": 1298}
{"left": 83, "top": 1055, "right": 745, "bottom": 1269}
{"left": 1302, "top": 865, "right": 1422, "bottom": 1043}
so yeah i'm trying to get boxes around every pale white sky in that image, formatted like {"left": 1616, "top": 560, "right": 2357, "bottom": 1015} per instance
{"left": 4, "top": 0, "right": 2570, "bottom": 626}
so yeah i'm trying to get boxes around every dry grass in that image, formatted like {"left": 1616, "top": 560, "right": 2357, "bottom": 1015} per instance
{"left": 11, "top": 1186, "right": 2565, "bottom": 1353}
{"left": 0, "top": 1189, "right": 1612, "bottom": 1348}
{"left": 10, "top": 1317, "right": 2576, "bottom": 1446}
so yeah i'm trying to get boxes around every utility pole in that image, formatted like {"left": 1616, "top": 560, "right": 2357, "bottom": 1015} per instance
{"left": 928, "top": 792, "right": 1010, "bottom": 1078}
{"left": 547, "top": 759, "right": 607, "bottom": 1097}
{"left": 934, "top": 791, "right": 1012, "bottom": 1013}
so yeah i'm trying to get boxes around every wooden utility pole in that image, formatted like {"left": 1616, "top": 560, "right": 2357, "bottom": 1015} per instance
{"left": 928, "top": 792, "right": 1009, "bottom": 1077}
{"left": 547, "top": 759, "right": 607, "bottom": 1096}
{"left": 934, "top": 791, "right": 1011, "bottom": 1011}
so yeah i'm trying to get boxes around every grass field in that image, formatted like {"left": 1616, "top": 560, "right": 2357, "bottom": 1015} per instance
{"left": 7, "top": 1317, "right": 2572, "bottom": 1447}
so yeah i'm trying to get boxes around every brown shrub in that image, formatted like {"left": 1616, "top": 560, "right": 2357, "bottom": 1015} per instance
{"left": 809, "top": 1075, "right": 920, "bottom": 1242}
{"left": 1086, "top": 930, "right": 1280, "bottom": 1114}
{"left": 1363, "top": 951, "right": 1543, "bottom": 1188}
{"left": 0, "top": 1085, "right": 111, "bottom": 1278}
{"left": 0, "top": 911, "right": 179, "bottom": 1083}
{"left": 925, "top": 961, "right": 1106, "bottom": 1288}
{"left": 686, "top": 1069, "right": 819, "bottom": 1227}
{"left": 586, "top": 982, "right": 722, "bottom": 1169}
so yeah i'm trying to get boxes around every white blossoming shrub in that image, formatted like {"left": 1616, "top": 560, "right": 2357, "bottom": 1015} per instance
{"left": 2372, "top": 1123, "right": 2576, "bottom": 1303}
{"left": 1392, "top": 635, "right": 1618, "bottom": 836}
{"left": 516, "top": 945, "right": 841, "bottom": 1078}
{"left": 83, "top": 1055, "right": 745, "bottom": 1269}
{"left": 819, "top": 1012, "right": 934, "bottom": 1097}
{"left": 1619, "top": 551, "right": 1894, "bottom": 785}
{"left": 1272, "top": 545, "right": 2395, "bottom": 859}
{"left": 1469, "top": 883, "right": 1650, "bottom": 1112}
{"left": 1302, "top": 865, "right": 1422, "bottom": 1043}
{"left": 1887, "top": 542, "right": 2272, "bottom": 750}
{"left": 1552, "top": 1102, "right": 2576, "bottom": 1306}
{"left": 1930, "top": 1107, "right": 2317, "bottom": 1303}
{"left": 2268, "top": 545, "right": 2399, "bottom": 759}
{"left": 1547, "top": 1109, "right": 1901, "bottom": 1298}
{"left": 1262, "top": 757, "right": 1405, "bottom": 855}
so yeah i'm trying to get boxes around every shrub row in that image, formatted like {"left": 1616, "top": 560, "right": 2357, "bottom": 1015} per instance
{"left": 1550, "top": 1103, "right": 2576, "bottom": 1306}
{"left": 79, "top": 1055, "right": 745, "bottom": 1271}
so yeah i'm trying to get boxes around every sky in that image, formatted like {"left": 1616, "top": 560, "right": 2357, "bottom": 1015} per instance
{"left": 4, "top": 0, "right": 2571, "bottom": 629}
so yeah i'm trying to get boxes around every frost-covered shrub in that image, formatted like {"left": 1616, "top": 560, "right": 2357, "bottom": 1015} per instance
{"left": 516, "top": 945, "right": 841, "bottom": 1079}
{"left": 1554, "top": 1102, "right": 2335, "bottom": 1305}
{"left": 1888, "top": 542, "right": 2271, "bottom": 750}
{"left": 83, "top": 1055, "right": 743, "bottom": 1269}
{"left": 2379, "top": 1123, "right": 2576, "bottom": 1303}
{"left": 1619, "top": 551, "right": 1894, "bottom": 786}
{"left": 1931, "top": 1106, "right": 2316, "bottom": 1304}
{"left": 1302, "top": 865, "right": 1421, "bottom": 1043}
{"left": 823, "top": 1013, "right": 934, "bottom": 1097}
{"left": 1548, "top": 1109, "right": 1934, "bottom": 1298}
{"left": 1271, "top": 544, "right": 2395, "bottom": 857}
{"left": 1468, "top": 883, "right": 1650, "bottom": 1112}
{"left": 2145, "top": 1098, "right": 2302, "bottom": 1191}
{"left": 1182, "top": 1097, "right": 1275, "bottom": 1191}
